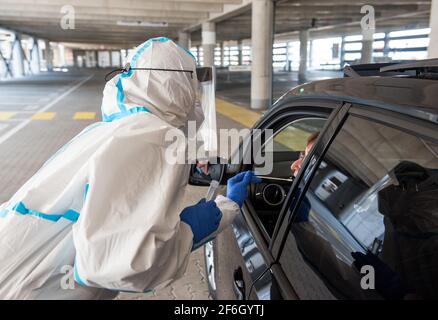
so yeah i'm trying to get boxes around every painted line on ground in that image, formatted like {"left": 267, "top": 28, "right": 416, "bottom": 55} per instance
{"left": 215, "top": 98, "right": 261, "bottom": 128}
{"left": 0, "top": 101, "right": 39, "bottom": 105}
{"left": 73, "top": 111, "right": 96, "bottom": 120}
{"left": 0, "top": 74, "right": 94, "bottom": 145}
{"left": 32, "top": 112, "right": 56, "bottom": 120}
{"left": 0, "top": 112, "right": 16, "bottom": 120}
{"left": 23, "top": 106, "right": 40, "bottom": 111}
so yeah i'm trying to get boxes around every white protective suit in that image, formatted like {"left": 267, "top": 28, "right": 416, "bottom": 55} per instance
{"left": 0, "top": 37, "right": 239, "bottom": 299}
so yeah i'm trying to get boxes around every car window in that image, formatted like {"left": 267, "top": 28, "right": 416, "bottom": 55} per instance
{"left": 249, "top": 117, "right": 326, "bottom": 238}
{"left": 280, "top": 114, "right": 438, "bottom": 300}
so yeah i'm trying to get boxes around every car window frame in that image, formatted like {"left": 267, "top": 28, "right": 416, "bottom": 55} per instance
{"left": 243, "top": 100, "right": 341, "bottom": 247}
{"left": 274, "top": 102, "right": 438, "bottom": 299}
{"left": 269, "top": 101, "right": 350, "bottom": 257}
{"left": 246, "top": 115, "right": 329, "bottom": 242}
{"left": 238, "top": 100, "right": 344, "bottom": 300}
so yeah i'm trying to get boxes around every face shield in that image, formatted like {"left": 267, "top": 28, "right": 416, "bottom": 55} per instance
{"left": 196, "top": 67, "right": 218, "bottom": 156}
{"left": 104, "top": 64, "right": 218, "bottom": 157}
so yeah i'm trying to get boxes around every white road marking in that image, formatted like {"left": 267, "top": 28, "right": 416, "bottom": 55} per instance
{"left": 0, "top": 95, "right": 46, "bottom": 98}
{"left": 0, "top": 111, "right": 40, "bottom": 115}
{"left": 0, "top": 101, "right": 38, "bottom": 105}
{"left": 0, "top": 74, "right": 94, "bottom": 146}
{"left": 0, "top": 123, "right": 10, "bottom": 132}
{"left": 2, "top": 118, "right": 23, "bottom": 122}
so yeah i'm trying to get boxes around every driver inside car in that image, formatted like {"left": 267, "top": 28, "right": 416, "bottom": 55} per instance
{"left": 290, "top": 132, "right": 320, "bottom": 177}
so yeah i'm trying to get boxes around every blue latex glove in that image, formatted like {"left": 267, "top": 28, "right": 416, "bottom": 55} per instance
{"left": 180, "top": 198, "right": 222, "bottom": 245}
{"left": 227, "top": 171, "right": 262, "bottom": 207}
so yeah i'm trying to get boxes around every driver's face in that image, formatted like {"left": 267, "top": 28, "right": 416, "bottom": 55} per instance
{"left": 290, "top": 140, "right": 315, "bottom": 177}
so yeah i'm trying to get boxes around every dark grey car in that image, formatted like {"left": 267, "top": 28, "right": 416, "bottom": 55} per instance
{"left": 190, "top": 60, "right": 438, "bottom": 300}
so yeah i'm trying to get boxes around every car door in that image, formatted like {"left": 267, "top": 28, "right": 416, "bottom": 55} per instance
{"left": 212, "top": 99, "right": 340, "bottom": 300}
{"left": 273, "top": 104, "right": 438, "bottom": 300}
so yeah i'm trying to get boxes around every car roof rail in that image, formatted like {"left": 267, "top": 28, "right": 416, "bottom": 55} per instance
{"left": 343, "top": 62, "right": 412, "bottom": 77}
{"left": 380, "top": 58, "right": 438, "bottom": 76}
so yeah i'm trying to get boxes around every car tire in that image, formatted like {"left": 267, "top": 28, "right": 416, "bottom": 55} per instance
{"left": 204, "top": 239, "right": 218, "bottom": 299}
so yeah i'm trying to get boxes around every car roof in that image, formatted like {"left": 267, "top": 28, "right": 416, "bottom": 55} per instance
{"left": 278, "top": 76, "right": 438, "bottom": 124}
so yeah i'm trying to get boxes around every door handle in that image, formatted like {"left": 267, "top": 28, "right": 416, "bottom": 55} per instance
{"left": 233, "top": 267, "right": 246, "bottom": 300}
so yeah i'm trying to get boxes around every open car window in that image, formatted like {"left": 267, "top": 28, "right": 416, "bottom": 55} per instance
{"left": 249, "top": 117, "right": 327, "bottom": 238}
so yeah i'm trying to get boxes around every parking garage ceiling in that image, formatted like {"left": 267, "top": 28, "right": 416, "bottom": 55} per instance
{"left": 0, "top": 0, "right": 432, "bottom": 48}
{"left": 0, "top": 0, "right": 244, "bottom": 47}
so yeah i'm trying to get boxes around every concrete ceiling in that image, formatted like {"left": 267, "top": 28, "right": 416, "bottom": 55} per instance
{"left": 0, "top": 0, "right": 244, "bottom": 48}
{"left": 190, "top": 0, "right": 431, "bottom": 43}
{"left": 0, "top": 0, "right": 432, "bottom": 49}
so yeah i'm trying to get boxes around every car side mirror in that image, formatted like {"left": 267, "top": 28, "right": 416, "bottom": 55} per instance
{"left": 188, "top": 158, "right": 243, "bottom": 186}
{"left": 188, "top": 158, "right": 226, "bottom": 186}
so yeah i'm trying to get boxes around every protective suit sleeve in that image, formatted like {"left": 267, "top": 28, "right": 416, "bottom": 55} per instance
{"left": 71, "top": 123, "right": 195, "bottom": 293}
{"left": 189, "top": 195, "right": 240, "bottom": 250}
{"left": 215, "top": 195, "right": 240, "bottom": 233}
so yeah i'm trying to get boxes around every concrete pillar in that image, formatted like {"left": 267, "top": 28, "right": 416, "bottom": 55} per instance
{"left": 309, "top": 40, "right": 314, "bottom": 69}
{"left": 383, "top": 32, "right": 390, "bottom": 59}
{"left": 178, "top": 31, "right": 190, "bottom": 49}
{"left": 250, "top": 0, "right": 274, "bottom": 110}
{"left": 12, "top": 33, "right": 25, "bottom": 77}
{"left": 72, "top": 50, "right": 78, "bottom": 67}
{"left": 360, "top": 39, "right": 373, "bottom": 64}
{"left": 428, "top": 0, "right": 438, "bottom": 58}
{"left": 238, "top": 40, "right": 243, "bottom": 65}
{"left": 85, "top": 51, "right": 92, "bottom": 68}
{"left": 220, "top": 42, "right": 225, "bottom": 67}
{"left": 45, "top": 40, "right": 53, "bottom": 71}
{"left": 340, "top": 36, "right": 346, "bottom": 68}
{"left": 202, "top": 22, "right": 216, "bottom": 67}
{"left": 285, "top": 42, "right": 290, "bottom": 72}
{"left": 298, "top": 29, "right": 309, "bottom": 84}
{"left": 30, "top": 38, "right": 41, "bottom": 74}
{"left": 196, "top": 45, "right": 200, "bottom": 64}
{"left": 94, "top": 51, "right": 98, "bottom": 68}
{"left": 58, "top": 44, "right": 66, "bottom": 67}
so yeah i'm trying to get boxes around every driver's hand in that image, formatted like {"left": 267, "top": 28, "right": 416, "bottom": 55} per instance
{"left": 291, "top": 151, "right": 305, "bottom": 177}
{"left": 291, "top": 160, "right": 301, "bottom": 177}
{"left": 226, "top": 171, "right": 262, "bottom": 208}
{"left": 196, "top": 162, "right": 209, "bottom": 175}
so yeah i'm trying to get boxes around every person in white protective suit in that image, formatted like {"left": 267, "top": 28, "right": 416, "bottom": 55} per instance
{"left": 0, "top": 37, "right": 258, "bottom": 299}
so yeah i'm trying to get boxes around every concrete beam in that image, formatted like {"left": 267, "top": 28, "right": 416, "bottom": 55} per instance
{"left": 0, "top": 16, "right": 196, "bottom": 27}
{"left": 0, "top": 4, "right": 210, "bottom": 19}
{"left": 185, "top": 0, "right": 251, "bottom": 32}
{"left": 281, "top": 0, "right": 430, "bottom": 5}
{"left": 274, "top": 10, "right": 429, "bottom": 40}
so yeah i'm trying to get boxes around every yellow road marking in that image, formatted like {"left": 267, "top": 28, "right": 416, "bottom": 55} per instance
{"left": 0, "top": 112, "right": 16, "bottom": 120}
{"left": 32, "top": 112, "right": 56, "bottom": 120}
{"left": 73, "top": 112, "right": 96, "bottom": 120}
{"left": 216, "top": 98, "right": 261, "bottom": 128}
{"left": 273, "top": 126, "right": 313, "bottom": 151}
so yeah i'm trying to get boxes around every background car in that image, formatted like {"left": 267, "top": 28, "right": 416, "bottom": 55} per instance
{"left": 190, "top": 59, "right": 438, "bottom": 300}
